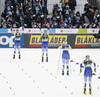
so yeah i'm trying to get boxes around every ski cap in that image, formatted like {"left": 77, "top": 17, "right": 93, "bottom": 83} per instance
{"left": 86, "top": 55, "right": 90, "bottom": 59}
{"left": 64, "top": 41, "right": 68, "bottom": 45}
{"left": 43, "top": 30, "right": 47, "bottom": 34}
{"left": 16, "top": 29, "right": 19, "bottom": 33}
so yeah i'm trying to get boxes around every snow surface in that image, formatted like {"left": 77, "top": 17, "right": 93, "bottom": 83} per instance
{"left": 0, "top": 48, "right": 100, "bottom": 97}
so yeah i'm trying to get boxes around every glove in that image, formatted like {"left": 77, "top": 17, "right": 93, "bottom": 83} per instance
{"left": 22, "top": 27, "right": 24, "bottom": 31}
{"left": 47, "top": 23, "right": 50, "bottom": 27}
{"left": 47, "top": 27, "right": 49, "bottom": 30}
{"left": 80, "top": 69, "right": 82, "bottom": 73}
{"left": 39, "top": 27, "right": 41, "bottom": 30}
{"left": 11, "top": 28, "right": 12, "bottom": 31}
{"left": 94, "top": 68, "right": 96, "bottom": 72}
{"left": 38, "top": 23, "right": 41, "bottom": 26}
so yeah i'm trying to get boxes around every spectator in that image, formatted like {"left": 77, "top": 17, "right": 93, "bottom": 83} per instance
{"left": 5, "top": 4, "right": 13, "bottom": 15}
{"left": 68, "top": 0, "right": 77, "bottom": 18}
{"left": 53, "top": 21, "right": 59, "bottom": 28}
{"left": 60, "top": 0, "right": 69, "bottom": 20}
{"left": 73, "top": 11, "right": 82, "bottom": 28}
{"left": 34, "top": 2, "right": 41, "bottom": 15}
{"left": 40, "top": 0, "right": 47, "bottom": 8}
{"left": 15, "top": 5, "right": 21, "bottom": 21}
{"left": 68, "top": 23, "right": 73, "bottom": 28}
{"left": 84, "top": 2, "right": 92, "bottom": 13}
{"left": 86, "top": 8, "right": 94, "bottom": 23}
{"left": 5, "top": 0, "right": 13, "bottom": 6}
{"left": 42, "top": 21, "right": 48, "bottom": 28}
{"left": 93, "top": 10, "right": 100, "bottom": 28}
{"left": 6, "top": 14, "right": 13, "bottom": 28}
{"left": 1, "top": 0, "right": 100, "bottom": 29}
{"left": 1, "top": 22, "right": 7, "bottom": 28}
{"left": 63, "top": 22, "right": 68, "bottom": 28}
{"left": 81, "top": 6, "right": 95, "bottom": 28}
{"left": 42, "top": 5, "right": 48, "bottom": 15}
{"left": 64, "top": 5, "right": 71, "bottom": 21}
{"left": 31, "top": 21, "right": 37, "bottom": 28}
{"left": 12, "top": 20, "right": 19, "bottom": 28}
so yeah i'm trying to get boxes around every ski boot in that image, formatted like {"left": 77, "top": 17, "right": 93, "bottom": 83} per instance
{"left": 19, "top": 53, "right": 21, "bottom": 59}
{"left": 13, "top": 53, "right": 15, "bottom": 59}
{"left": 83, "top": 87, "right": 86, "bottom": 95}
{"left": 42, "top": 56, "right": 44, "bottom": 62}
{"left": 46, "top": 56, "right": 48, "bottom": 62}
{"left": 62, "top": 69, "right": 64, "bottom": 75}
{"left": 67, "top": 68, "right": 69, "bottom": 76}
{"left": 67, "top": 71, "right": 69, "bottom": 76}
{"left": 89, "top": 86, "right": 92, "bottom": 95}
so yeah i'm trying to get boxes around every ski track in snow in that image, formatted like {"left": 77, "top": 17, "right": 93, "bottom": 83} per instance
{"left": 0, "top": 48, "right": 100, "bottom": 97}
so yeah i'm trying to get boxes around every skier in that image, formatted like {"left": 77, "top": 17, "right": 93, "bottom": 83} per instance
{"left": 58, "top": 41, "right": 72, "bottom": 75}
{"left": 11, "top": 27, "right": 24, "bottom": 59}
{"left": 80, "top": 55, "right": 96, "bottom": 95}
{"left": 40, "top": 28, "right": 49, "bottom": 62}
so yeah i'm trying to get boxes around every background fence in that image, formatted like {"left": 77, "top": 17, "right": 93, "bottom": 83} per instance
{"left": 0, "top": 28, "right": 100, "bottom": 48}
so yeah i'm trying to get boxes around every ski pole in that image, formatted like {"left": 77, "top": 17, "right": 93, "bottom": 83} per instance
{"left": 30, "top": 23, "right": 41, "bottom": 36}
{"left": 57, "top": 49, "right": 61, "bottom": 74}
{"left": 70, "top": 60, "right": 72, "bottom": 75}
{"left": 47, "top": 22, "right": 55, "bottom": 36}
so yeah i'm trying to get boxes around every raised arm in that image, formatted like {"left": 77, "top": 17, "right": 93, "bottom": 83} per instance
{"left": 11, "top": 28, "right": 16, "bottom": 35}
{"left": 19, "top": 27, "right": 24, "bottom": 35}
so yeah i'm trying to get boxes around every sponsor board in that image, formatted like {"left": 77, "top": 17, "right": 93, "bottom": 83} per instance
{"left": 0, "top": 29, "right": 8, "bottom": 33}
{"left": 25, "top": 29, "right": 55, "bottom": 34}
{"left": 8, "top": 28, "right": 24, "bottom": 33}
{"left": 75, "top": 35, "right": 100, "bottom": 47}
{"left": 77, "top": 29, "right": 87, "bottom": 33}
{"left": 87, "top": 29, "right": 99, "bottom": 34}
{"left": 8, "top": 28, "right": 99, "bottom": 34}
{"left": 0, "top": 33, "right": 24, "bottom": 48}
{"left": 0, "top": 33, "right": 15, "bottom": 48}
{"left": 56, "top": 29, "right": 99, "bottom": 34}
{"left": 8, "top": 28, "right": 56, "bottom": 34}
{"left": 56, "top": 29, "right": 79, "bottom": 34}
{"left": 29, "top": 34, "right": 68, "bottom": 47}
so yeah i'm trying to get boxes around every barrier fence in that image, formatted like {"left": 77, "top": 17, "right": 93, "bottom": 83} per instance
{"left": 0, "top": 28, "right": 100, "bottom": 48}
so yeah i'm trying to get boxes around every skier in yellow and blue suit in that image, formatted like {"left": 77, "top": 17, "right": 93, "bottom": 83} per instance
{"left": 11, "top": 27, "right": 24, "bottom": 59}
{"left": 39, "top": 28, "right": 49, "bottom": 62}
{"left": 58, "top": 41, "right": 72, "bottom": 76}
{"left": 80, "top": 55, "right": 96, "bottom": 95}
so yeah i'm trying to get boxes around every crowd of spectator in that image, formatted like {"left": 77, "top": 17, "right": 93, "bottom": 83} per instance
{"left": 1, "top": 0, "right": 48, "bottom": 28}
{"left": 0, "top": 0, "right": 100, "bottom": 29}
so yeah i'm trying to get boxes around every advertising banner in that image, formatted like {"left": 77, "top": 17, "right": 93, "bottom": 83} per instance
{"left": 1, "top": 28, "right": 100, "bottom": 48}
{"left": 56, "top": 29, "right": 99, "bottom": 34}
{"left": 24, "top": 34, "right": 100, "bottom": 48}
{"left": 75, "top": 35, "right": 100, "bottom": 47}
{"left": 0, "top": 29, "right": 8, "bottom": 33}
{"left": 24, "top": 34, "right": 68, "bottom": 48}
{"left": 56, "top": 29, "right": 79, "bottom": 34}
{"left": 8, "top": 28, "right": 56, "bottom": 34}
{"left": 0, "top": 33, "right": 24, "bottom": 48}
{"left": 8, "top": 28, "right": 99, "bottom": 34}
